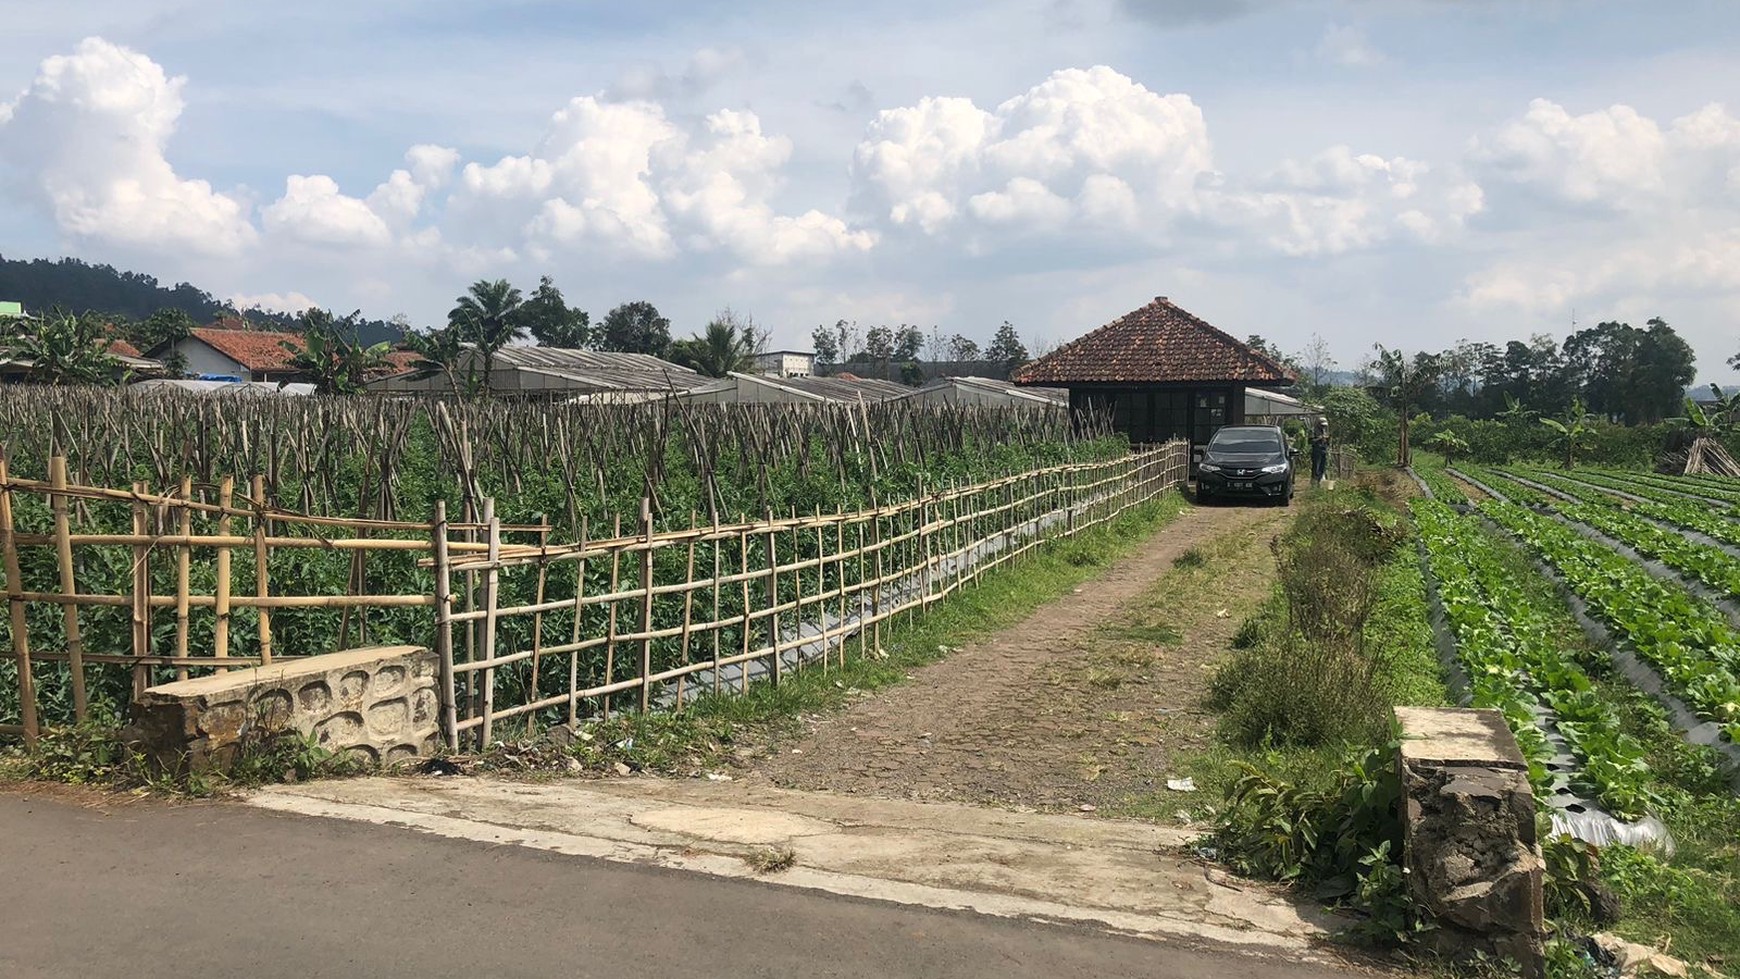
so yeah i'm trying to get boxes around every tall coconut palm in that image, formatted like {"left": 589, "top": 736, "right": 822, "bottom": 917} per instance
{"left": 447, "top": 279, "right": 526, "bottom": 395}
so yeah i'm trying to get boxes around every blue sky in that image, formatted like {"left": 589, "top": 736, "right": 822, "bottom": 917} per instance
{"left": 3, "top": 0, "right": 1739, "bottom": 379}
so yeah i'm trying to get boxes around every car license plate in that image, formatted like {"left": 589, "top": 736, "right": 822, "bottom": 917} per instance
{"left": 1229, "top": 480, "right": 1251, "bottom": 489}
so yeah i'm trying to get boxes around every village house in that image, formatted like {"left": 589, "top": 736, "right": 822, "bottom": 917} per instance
{"left": 149, "top": 321, "right": 308, "bottom": 382}
{"left": 752, "top": 350, "right": 815, "bottom": 378}
{"left": 1013, "top": 296, "right": 1297, "bottom": 460}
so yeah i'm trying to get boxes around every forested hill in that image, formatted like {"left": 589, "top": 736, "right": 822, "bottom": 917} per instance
{"left": 0, "top": 255, "right": 403, "bottom": 344}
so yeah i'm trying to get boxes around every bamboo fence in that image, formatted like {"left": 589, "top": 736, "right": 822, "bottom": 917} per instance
{"left": 433, "top": 441, "right": 1189, "bottom": 748}
{"left": 2, "top": 440, "right": 1190, "bottom": 751}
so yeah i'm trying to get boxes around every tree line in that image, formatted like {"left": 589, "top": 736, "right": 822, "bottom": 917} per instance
{"left": 811, "top": 319, "right": 1030, "bottom": 382}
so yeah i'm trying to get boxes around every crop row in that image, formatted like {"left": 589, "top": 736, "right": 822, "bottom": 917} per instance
{"left": 1479, "top": 470, "right": 1740, "bottom": 603}
{"left": 1516, "top": 470, "right": 1740, "bottom": 551}
{"left": 1535, "top": 469, "right": 1739, "bottom": 515}
{"left": 1414, "top": 499, "right": 1660, "bottom": 818}
{"left": 1474, "top": 497, "right": 1740, "bottom": 745}
{"left": 1411, "top": 464, "right": 1468, "bottom": 503}
{"left": 1589, "top": 468, "right": 1740, "bottom": 507}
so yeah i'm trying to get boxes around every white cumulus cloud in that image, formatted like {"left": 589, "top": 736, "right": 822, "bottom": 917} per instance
{"left": 454, "top": 95, "right": 871, "bottom": 263}
{"left": 853, "top": 66, "right": 1481, "bottom": 257}
{"left": 852, "top": 66, "right": 1213, "bottom": 239}
{"left": 262, "top": 174, "right": 392, "bottom": 247}
{"left": 0, "top": 37, "right": 256, "bottom": 255}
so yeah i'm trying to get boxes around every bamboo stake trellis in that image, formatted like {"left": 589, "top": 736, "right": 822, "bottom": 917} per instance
{"left": 1, "top": 439, "right": 1190, "bottom": 751}
{"left": 434, "top": 441, "right": 1189, "bottom": 748}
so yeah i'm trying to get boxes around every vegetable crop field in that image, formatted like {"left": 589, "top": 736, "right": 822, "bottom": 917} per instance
{"left": 1410, "top": 459, "right": 1740, "bottom": 966}
{"left": 0, "top": 388, "right": 1146, "bottom": 734}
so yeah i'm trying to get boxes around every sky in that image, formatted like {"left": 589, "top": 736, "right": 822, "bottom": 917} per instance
{"left": 2, "top": 0, "right": 1738, "bottom": 380}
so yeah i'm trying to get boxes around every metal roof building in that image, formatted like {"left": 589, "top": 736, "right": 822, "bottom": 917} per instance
{"left": 368, "top": 346, "right": 705, "bottom": 400}
{"left": 892, "top": 375, "right": 1066, "bottom": 409}
{"left": 676, "top": 371, "right": 910, "bottom": 404}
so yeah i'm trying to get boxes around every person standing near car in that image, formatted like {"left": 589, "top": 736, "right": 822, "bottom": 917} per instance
{"left": 1309, "top": 416, "right": 1330, "bottom": 487}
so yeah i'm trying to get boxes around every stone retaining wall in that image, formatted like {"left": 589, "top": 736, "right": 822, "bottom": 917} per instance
{"left": 130, "top": 646, "right": 439, "bottom": 772}
{"left": 1395, "top": 706, "right": 1545, "bottom": 977}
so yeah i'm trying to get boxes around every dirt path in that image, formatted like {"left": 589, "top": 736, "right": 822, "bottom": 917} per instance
{"left": 751, "top": 500, "right": 1294, "bottom": 812}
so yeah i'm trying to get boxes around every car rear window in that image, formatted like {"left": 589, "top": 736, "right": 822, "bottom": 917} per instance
{"left": 1211, "top": 433, "right": 1282, "bottom": 453}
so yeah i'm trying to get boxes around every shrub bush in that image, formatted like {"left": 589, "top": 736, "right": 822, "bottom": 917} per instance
{"left": 1211, "top": 503, "right": 1405, "bottom": 748}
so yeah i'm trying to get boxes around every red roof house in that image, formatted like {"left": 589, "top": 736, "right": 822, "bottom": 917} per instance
{"left": 1013, "top": 296, "right": 1295, "bottom": 447}
{"left": 149, "top": 326, "right": 306, "bottom": 381}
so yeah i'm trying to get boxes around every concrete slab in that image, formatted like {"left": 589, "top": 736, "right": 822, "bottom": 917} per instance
{"left": 247, "top": 775, "right": 1353, "bottom": 967}
{"left": 1396, "top": 706, "right": 1527, "bottom": 770}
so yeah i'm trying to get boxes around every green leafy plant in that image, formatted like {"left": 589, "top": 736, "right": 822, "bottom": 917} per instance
{"left": 1540, "top": 398, "right": 1596, "bottom": 470}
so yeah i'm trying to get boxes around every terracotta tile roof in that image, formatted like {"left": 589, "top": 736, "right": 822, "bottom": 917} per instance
{"left": 103, "top": 338, "right": 143, "bottom": 358}
{"left": 373, "top": 349, "right": 421, "bottom": 379}
{"left": 190, "top": 327, "right": 305, "bottom": 373}
{"left": 1012, "top": 297, "right": 1296, "bottom": 386}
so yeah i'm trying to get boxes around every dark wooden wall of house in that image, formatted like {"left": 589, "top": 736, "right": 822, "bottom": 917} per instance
{"left": 1068, "top": 384, "right": 1247, "bottom": 446}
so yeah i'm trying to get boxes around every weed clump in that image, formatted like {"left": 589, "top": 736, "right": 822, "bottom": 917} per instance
{"left": 1210, "top": 503, "right": 1404, "bottom": 748}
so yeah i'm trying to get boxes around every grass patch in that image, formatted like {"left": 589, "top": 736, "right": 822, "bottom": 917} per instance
{"left": 1097, "top": 621, "right": 1182, "bottom": 645}
{"left": 1366, "top": 548, "right": 1449, "bottom": 708}
{"left": 1173, "top": 547, "right": 1206, "bottom": 569}
{"left": 0, "top": 713, "right": 359, "bottom": 797}
{"left": 564, "top": 491, "right": 1193, "bottom": 774}
{"left": 745, "top": 845, "right": 797, "bottom": 874}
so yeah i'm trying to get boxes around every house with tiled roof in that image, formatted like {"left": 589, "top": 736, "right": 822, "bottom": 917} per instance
{"left": 1013, "top": 296, "right": 1295, "bottom": 450}
{"left": 149, "top": 326, "right": 307, "bottom": 381}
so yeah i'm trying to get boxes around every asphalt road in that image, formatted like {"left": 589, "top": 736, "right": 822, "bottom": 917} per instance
{"left": 0, "top": 788, "right": 1355, "bottom": 979}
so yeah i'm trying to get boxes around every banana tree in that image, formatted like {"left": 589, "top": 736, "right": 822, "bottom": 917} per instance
{"left": 1371, "top": 346, "right": 1440, "bottom": 467}
{"left": 1541, "top": 398, "right": 1595, "bottom": 469}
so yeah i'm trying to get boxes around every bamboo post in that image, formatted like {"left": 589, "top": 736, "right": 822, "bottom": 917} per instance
{"left": 854, "top": 509, "right": 867, "bottom": 663}
{"left": 638, "top": 496, "right": 654, "bottom": 713}
{"left": 213, "top": 476, "right": 234, "bottom": 670}
{"left": 870, "top": 491, "right": 883, "bottom": 654}
{"left": 48, "top": 456, "right": 87, "bottom": 721}
{"left": 526, "top": 513, "right": 549, "bottom": 738}
{"left": 737, "top": 525, "right": 751, "bottom": 694}
{"left": 251, "top": 475, "right": 272, "bottom": 665}
{"left": 711, "top": 513, "right": 722, "bottom": 697}
{"left": 130, "top": 481, "right": 150, "bottom": 698}
{"left": 675, "top": 512, "right": 696, "bottom": 708}
{"left": 766, "top": 507, "right": 781, "bottom": 686}
{"left": 920, "top": 480, "right": 933, "bottom": 611}
{"left": 173, "top": 477, "right": 192, "bottom": 681}
{"left": 479, "top": 498, "right": 500, "bottom": 746}
{"left": 432, "top": 500, "right": 459, "bottom": 751}
{"left": 0, "top": 454, "right": 38, "bottom": 749}
{"left": 603, "top": 515, "right": 622, "bottom": 718}
{"left": 567, "top": 516, "right": 588, "bottom": 729}
{"left": 834, "top": 515, "right": 846, "bottom": 669}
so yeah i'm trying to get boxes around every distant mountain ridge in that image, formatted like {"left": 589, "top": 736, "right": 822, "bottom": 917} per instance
{"left": 0, "top": 254, "right": 404, "bottom": 346}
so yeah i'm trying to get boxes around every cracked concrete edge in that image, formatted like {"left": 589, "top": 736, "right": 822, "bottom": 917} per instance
{"left": 242, "top": 788, "right": 1336, "bottom": 965}
{"left": 583, "top": 775, "right": 1200, "bottom": 850}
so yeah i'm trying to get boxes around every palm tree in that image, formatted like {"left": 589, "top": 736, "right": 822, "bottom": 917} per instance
{"left": 676, "top": 318, "right": 760, "bottom": 378}
{"left": 448, "top": 279, "right": 526, "bottom": 395}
